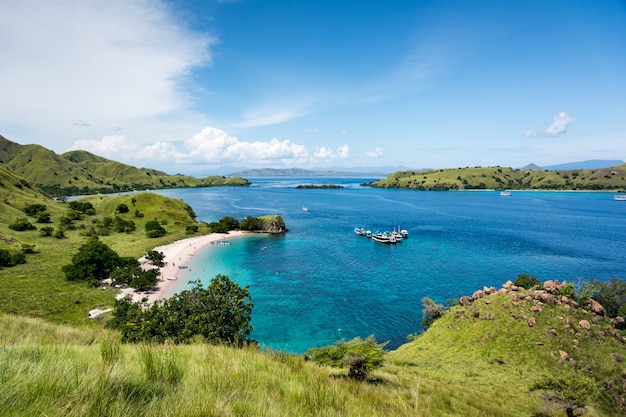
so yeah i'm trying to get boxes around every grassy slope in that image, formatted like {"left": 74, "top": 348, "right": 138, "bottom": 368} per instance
{"left": 0, "top": 169, "right": 208, "bottom": 324}
{"left": 371, "top": 165, "right": 626, "bottom": 190}
{"left": 1, "top": 287, "right": 624, "bottom": 416}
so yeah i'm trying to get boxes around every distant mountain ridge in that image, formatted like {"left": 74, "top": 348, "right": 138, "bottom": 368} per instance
{"left": 228, "top": 167, "right": 388, "bottom": 177}
{"left": 539, "top": 159, "right": 625, "bottom": 170}
{"left": 0, "top": 134, "right": 249, "bottom": 197}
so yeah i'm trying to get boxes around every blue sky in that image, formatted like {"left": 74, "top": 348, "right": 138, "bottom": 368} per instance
{"left": 1, "top": 0, "right": 625, "bottom": 174}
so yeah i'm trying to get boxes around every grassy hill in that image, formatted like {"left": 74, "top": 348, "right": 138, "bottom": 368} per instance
{"left": 0, "top": 134, "right": 250, "bottom": 197}
{"left": 1, "top": 280, "right": 624, "bottom": 416}
{"left": 370, "top": 165, "right": 626, "bottom": 191}
{"left": 0, "top": 166, "right": 212, "bottom": 324}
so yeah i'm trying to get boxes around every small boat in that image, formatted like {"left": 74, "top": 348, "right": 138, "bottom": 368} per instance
{"left": 260, "top": 246, "right": 267, "bottom": 251}
{"left": 354, "top": 227, "right": 366, "bottom": 236}
{"left": 500, "top": 190, "right": 511, "bottom": 196}
{"left": 614, "top": 195, "right": 626, "bottom": 201}
{"left": 372, "top": 231, "right": 399, "bottom": 244}
{"left": 166, "top": 277, "right": 178, "bottom": 281}
{"left": 302, "top": 207, "right": 308, "bottom": 212}
{"left": 400, "top": 229, "right": 408, "bottom": 239}
{"left": 365, "top": 230, "right": 372, "bottom": 238}
{"left": 177, "top": 265, "right": 188, "bottom": 269}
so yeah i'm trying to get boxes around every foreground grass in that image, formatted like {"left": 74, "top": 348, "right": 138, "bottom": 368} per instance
{"left": 2, "top": 288, "right": 624, "bottom": 417}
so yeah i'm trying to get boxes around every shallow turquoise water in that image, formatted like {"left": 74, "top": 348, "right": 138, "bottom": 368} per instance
{"left": 155, "top": 179, "right": 626, "bottom": 353}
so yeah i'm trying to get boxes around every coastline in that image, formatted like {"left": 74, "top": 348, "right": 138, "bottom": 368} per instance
{"left": 118, "top": 230, "right": 251, "bottom": 305}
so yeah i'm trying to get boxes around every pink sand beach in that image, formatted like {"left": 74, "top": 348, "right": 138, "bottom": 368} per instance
{"left": 118, "top": 231, "right": 250, "bottom": 305}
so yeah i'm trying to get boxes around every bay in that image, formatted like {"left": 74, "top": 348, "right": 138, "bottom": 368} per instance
{"left": 154, "top": 178, "right": 626, "bottom": 353}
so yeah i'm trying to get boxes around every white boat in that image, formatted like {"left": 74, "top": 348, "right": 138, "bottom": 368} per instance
{"left": 354, "top": 227, "right": 366, "bottom": 236}
{"left": 400, "top": 229, "right": 408, "bottom": 239}
{"left": 500, "top": 190, "right": 511, "bottom": 196}
{"left": 614, "top": 195, "right": 626, "bottom": 201}
{"left": 365, "top": 230, "right": 372, "bottom": 238}
{"left": 302, "top": 207, "right": 308, "bottom": 212}
{"left": 372, "top": 231, "right": 399, "bottom": 244}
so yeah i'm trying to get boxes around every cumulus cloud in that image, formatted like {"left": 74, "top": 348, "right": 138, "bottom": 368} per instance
{"left": 0, "top": 0, "right": 214, "bottom": 148}
{"left": 313, "top": 145, "right": 349, "bottom": 159}
{"left": 185, "top": 127, "right": 308, "bottom": 163}
{"left": 69, "top": 127, "right": 358, "bottom": 171}
{"left": 365, "top": 147, "right": 384, "bottom": 158}
{"left": 524, "top": 112, "right": 575, "bottom": 137}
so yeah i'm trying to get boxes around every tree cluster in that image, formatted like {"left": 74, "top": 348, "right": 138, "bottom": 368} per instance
{"left": 108, "top": 276, "right": 254, "bottom": 346}
{"left": 62, "top": 237, "right": 158, "bottom": 290}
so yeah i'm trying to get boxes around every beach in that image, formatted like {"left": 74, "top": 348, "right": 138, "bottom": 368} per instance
{"left": 119, "top": 230, "right": 250, "bottom": 305}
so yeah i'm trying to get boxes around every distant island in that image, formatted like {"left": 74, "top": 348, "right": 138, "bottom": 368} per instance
{"left": 369, "top": 164, "right": 626, "bottom": 191}
{"left": 295, "top": 184, "right": 344, "bottom": 189}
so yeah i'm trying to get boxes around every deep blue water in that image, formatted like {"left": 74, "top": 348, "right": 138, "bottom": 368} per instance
{"left": 154, "top": 178, "right": 626, "bottom": 353}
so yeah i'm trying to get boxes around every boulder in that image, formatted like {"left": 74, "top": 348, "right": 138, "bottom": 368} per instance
{"left": 614, "top": 353, "right": 624, "bottom": 363}
{"left": 578, "top": 319, "right": 591, "bottom": 330}
{"left": 588, "top": 299, "right": 606, "bottom": 317}
{"left": 472, "top": 290, "right": 485, "bottom": 301}
{"left": 613, "top": 316, "right": 626, "bottom": 330}
{"left": 502, "top": 280, "right": 513, "bottom": 289}
{"left": 536, "top": 291, "right": 555, "bottom": 305}
{"left": 528, "top": 317, "right": 536, "bottom": 327}
{"left": 459, "top": 296, "right": 472, "bottom": 306}
{"left": 543, "top": 280, "right": 561, "bottom": 293}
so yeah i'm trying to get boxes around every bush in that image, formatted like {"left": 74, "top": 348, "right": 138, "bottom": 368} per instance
{"left": 115, "top": 203, "right": 129, "bottom": 214}
{"left": 513, "top": 273, "right": 541, "bottom": 289}
{"left": 145, "top": 219, "right": 166, "bottom": 238}
{"left": 305, "top": 335, "right": 388, "bottom": 380}
{"left": 421, "top": 297, "right": 445, "bottom": 328}
{"left": 8, "top": 217, "right": 36, "bottom": 231}
{"left": 585, "top": 278, "right": 626, "bottom": 318}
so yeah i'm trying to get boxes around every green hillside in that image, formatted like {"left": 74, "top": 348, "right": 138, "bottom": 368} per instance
{"left": 0, "top": 135, "right": 250, "bottom": 197}
{"left": 1, "top": 279, "right": 624, "bottom": 416}
{"left": 370, "top": 165, "right": 626, "bottom": 191}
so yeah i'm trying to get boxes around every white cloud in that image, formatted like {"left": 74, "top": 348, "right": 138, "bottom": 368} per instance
{"left": 546, "top": 112, "right": 575, "bottom": 135}
{"left": 184, "top": 127, "right": 308, "bottom": 164}
{"left": 0, "top": 0, "right": 214, "bottom": 148}
{"left": 365, "top": 147, "right": 384, "bottom": 158}
{"left": 313, "top": 145, "right": 349, "bottom": 159}
{"left": 524, "top": 112, "right": 575, "bottom": 137}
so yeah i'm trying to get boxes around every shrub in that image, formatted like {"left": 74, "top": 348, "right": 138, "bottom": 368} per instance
{"left": 145, "top": 219, "right": 166, "bottom": 238}
{"left": 421, "top": 297, "right": 445, "bottom": 328}
{"left": 115, "top": 203, "right": 129, "bottom": 214}
{"left": 8, "top": 217, "right": 36, "bottom": 231}
{"left": 513, "top": 273, "right": 541, "bottom": 289}
{"left": 305, "top": 335, "right": 388, "bottom": 380}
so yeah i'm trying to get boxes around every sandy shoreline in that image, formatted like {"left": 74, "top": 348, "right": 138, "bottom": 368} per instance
{"left": 118, "top": 230, "right": 251, "bottom": 305}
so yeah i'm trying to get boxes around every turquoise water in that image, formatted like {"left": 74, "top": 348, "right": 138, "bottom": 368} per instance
{"left": 155, "top": 179, "right": 626, "bottom": 353}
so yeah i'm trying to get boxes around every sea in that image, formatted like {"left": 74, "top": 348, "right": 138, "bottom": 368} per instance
{"left": 152, "top": 177, "right": 626, "bottom": 353}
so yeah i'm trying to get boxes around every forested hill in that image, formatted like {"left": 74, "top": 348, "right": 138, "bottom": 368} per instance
{"left": 0, "top": 135, "right": 250, "bottom": 197}
{"left": 369, "top": 164, "right": 626, "bottom": 191}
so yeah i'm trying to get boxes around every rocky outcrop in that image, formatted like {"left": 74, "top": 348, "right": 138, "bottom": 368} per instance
{"left": 260, "top": 214, "right": 287, "bottom": 234}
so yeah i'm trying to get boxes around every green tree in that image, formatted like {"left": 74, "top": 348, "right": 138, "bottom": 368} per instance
{"left": 115, "top": 203, "right": 129, "bottom": 214}
{"left": 62, "top": 237, "right": 121, "bottom": 285}
{"left": 145, "top": 219, "right": 166, "bottom": 238}
{"left": 23, "top": 203, "right": 47, "bottom": 216}
{"left": 305, "top": 336, "right": 388, "bottom": 380}
{"left": 240, "top": 216, "right": 262, "bottom": 231}
{"left": 145, "top": 250, "right": 165, "bottom": 267}
{"left": 8, "top": 217, "right": 36, "bottom": 231}
{"left": 35, "top": 212, "right": 51, "bottom": 223}
{"left": 39, "top": 226, "right": 54, "bottom": 237}
{"left": 513, "top": 273, "right": 541, "bottom": 289}
{"left": 110, "top": 276, "right": 254, "bottom": 346}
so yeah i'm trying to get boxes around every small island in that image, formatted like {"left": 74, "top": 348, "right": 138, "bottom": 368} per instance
{"left": 295, "top": 184, "right": 344, "bottom": 189}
